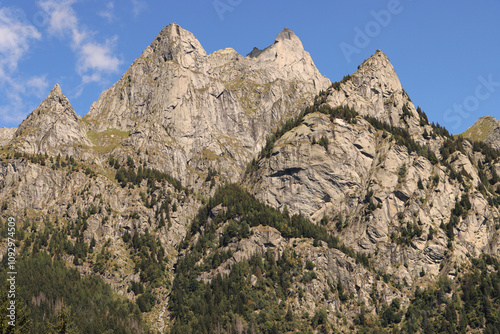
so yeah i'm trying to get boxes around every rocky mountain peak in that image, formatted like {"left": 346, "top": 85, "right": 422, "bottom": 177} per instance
{"left": 462, "top": 115, "right": 500, "bottom": 149}
{"left": 8, "top": 84, "right": 91, "bottom": 155}
{"left": 326, "top": 49, "right": 421, "bottom": 130}
{"left": 141, "top": 22, "right": 207, "bottom": 70}
{"left": 275, "top": 27, "right": 299, "bottom": 42}
{"left": 19, "top": 83, "right": 77, "bottom": 124}
{"left": 49, "top": 83, "right": 63, "bottom": 97}
{"left": 249, "top": 27, "right": 306, "bottom": 65}
{"left": 354, "top": 49, "right": 402, "bottom": 93}
{"left": 84, "top": 24, "right": 329, "bottom": 186}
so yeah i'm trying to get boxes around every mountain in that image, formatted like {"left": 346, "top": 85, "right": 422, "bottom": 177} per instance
{"left": 83, "top": 23, "right": 330, "bottom": 187}
{"left": 7, "top": 84, "right": 92, "bottom": 157}
{"left": 461, "top": 115, "right": 500, "bottom": 150}
{"left": 0, "top": 24, "right": 500, "bottom": 333}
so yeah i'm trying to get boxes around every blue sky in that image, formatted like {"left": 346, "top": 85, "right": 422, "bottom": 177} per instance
{"left": 1, "top": 0, "right": 499, "bottom": 134}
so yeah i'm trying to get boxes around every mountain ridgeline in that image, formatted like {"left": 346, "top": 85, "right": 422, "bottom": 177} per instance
{"left": 0, "top": 23, "right": 500, "bottom": 333}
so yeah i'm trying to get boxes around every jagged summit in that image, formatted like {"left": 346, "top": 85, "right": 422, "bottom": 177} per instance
{"left": 19, "top": 83, "right": 77, "bottom": 124}
{"left": 8, "top": 84, "right": 91, "bottom": 155}
{"left": 326, "top": 49, "right": 422, "bottom": 132}
{"left": 247, "top": 27, "right": 308, "bottom": 66}
{"left": 354, "top": 49, "right": 402, "bottom": 93}
{"left": 84, "top": 23, "right": 329, "bottom": 186}
{"left": 49, "top": 83, "right": 63, "bottom": 96}
{"left": 140, "top": 22, "right": 207, "bottom": 70}
{"left": 276, "top": 27, "right": 296, "bottom": 41}
{"left": 247, "top": 27, "right": 303, "bottom": 58}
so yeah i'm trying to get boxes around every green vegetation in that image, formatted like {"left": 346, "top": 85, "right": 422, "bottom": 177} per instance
{"left": 364, "top": 116, "right": 438, "bottom": 164}
{"left": 180, "top": 184, "right": 369, "bottom": 269}
{"left": 331, "top": 75, "right": 352, "bottom": 91}
{"left": 170, "top": 250, "right": 316, "bottom": 333}
{"left": 123, "top": 229, "right": 167, "bottom": 287}
{"left": 87, "top": 128, "right": 129, "bottom": 153}
{"left": 356, "top": 255, "right": 500, "bottom": 333}
{"left": 111, "top": 155, "right": 185, "bottom": 192}
{"left": 461, "top": 116, "right": 498, "bottom": 142}
{"left": 0, "top": 252, "right": 146, "bottom": 333}
{"left": 390, "top": 221, "right": 423, "bottom": 247}
{"left": 169, "top": 183, "right": 373, "bottom": 332}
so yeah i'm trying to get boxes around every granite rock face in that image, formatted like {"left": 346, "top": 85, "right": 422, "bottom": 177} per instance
{"left": 8, "top": 84, "right": 92, "bottom": 156}
{"left": 0, "top": 127, "right": 16, "bottom": 146}
{"left": 245, "top": 51, "right": 500, "bottom": 294}
{"left": 83, "top": 23, "right": 330, "bottom": 186}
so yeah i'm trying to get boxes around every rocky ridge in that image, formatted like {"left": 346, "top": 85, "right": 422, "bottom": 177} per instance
{"left": 7, "top": 84, "right": 92, "bottom": 157}
{"left": 0, "top": 23, "right": 499, "bottom": 333}
{"left": 82, "top": 23, "right": 329, "bottom": 187}
{"left": 462, "top": 115, "right": 500, "bottom": 150}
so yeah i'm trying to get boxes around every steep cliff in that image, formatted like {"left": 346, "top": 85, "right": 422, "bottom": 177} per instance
{"left": 83, "top": 23, "right": 330, "bottom": 187}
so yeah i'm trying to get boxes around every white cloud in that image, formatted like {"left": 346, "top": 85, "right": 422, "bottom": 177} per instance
{"left": 78, "top": 38, "right": 121, "bottom": 74}
{"left": 27, "top": 75, "right": 49, "bottom": 98}
{"left": 0, "top": 6, "right": 45, "bottom": 127}
{"left": 131, "top": 0, "right": 147, "bottom": 17}
{"left": 0, "top": 7, "right": 41, "bottom": 72}
{"left": 38, "top": 0, "right": 122, "bottom": 83}
{"left": 98, "top": 2, "right": 115, "bottom": 22}
{"left": 81, "top": 73, "right": 102, "bottom": 84}
{"left": 38, "top": 0, "right": 85, "bottom": 47}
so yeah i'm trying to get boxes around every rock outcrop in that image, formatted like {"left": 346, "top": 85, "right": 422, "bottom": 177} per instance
{"left": 0, "top": 127, "right": 16, "bottom": 146}
{"left": 245, "top": 52, "right": 500, "bottom": 293}
{"left": 7, "top": 84, "right": 92, "bottom": 156}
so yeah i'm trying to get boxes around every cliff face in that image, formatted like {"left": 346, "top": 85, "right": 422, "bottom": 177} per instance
{"left": 83, "top": 23, "right": 330, "bottom": 187}
{"left": 245, "top": 50, "right": 500, "bottom": 292}
{"left": 0, "top": 127, "right": 16, "bottom": 147}
{"left": 1, "top": 23, "right": 500, "bottom": 333}
{"left": 7, "top": 84, "right": 92, "bottom": 156}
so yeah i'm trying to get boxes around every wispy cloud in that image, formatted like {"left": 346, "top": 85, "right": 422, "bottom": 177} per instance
{"left": 0, "top": 7, "right": 41, "bottom": 74}
{"left": 98, "top": 2, "right": 115, "bottom": 23}
{"left": 131, "top": 0, "right": 147, "bottom": 17}
{"left": 39, "top": 0, "right": 84, "bottom": 45}
{"left": 0, "top": 6, "right": 46, "bottom": 127}
{"left": 78, "top": 38, "right": 121, "bottom": 83}
{"left": 38, "top": 0, "right": 122, "bottom": 83}
{"left": 27, "top": 75, "right": 49, "bottom": 98}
